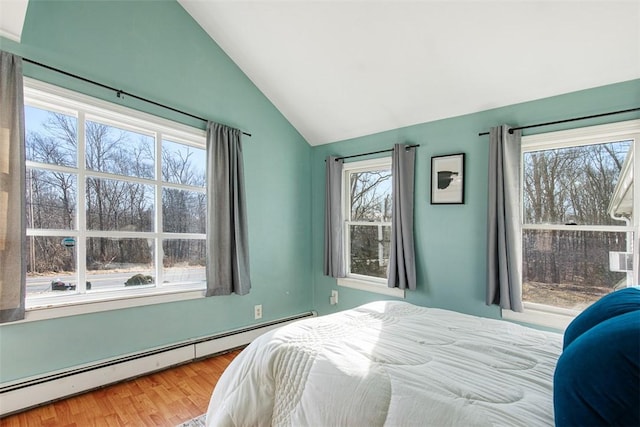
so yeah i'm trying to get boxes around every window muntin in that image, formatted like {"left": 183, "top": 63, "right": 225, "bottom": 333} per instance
{"left": 24, "top": 80, "right": 206, "bottom": 306}
{"left": 343, "top": 158, "right": 392, "bottom": 282}
{"left": 521, "top": 124, "right": 638, "bottom": 315}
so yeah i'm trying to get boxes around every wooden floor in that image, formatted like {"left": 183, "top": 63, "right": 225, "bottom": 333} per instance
{"left": 0, "top": 348, "right": 242, "bottom": 427}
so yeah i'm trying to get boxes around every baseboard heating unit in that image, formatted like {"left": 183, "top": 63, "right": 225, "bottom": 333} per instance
{"left": 0, "top": 311, "right": 315, "bottom": 417}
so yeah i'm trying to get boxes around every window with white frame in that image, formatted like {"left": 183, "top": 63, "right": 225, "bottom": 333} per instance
{"left": 23, "top": 79, "right": 207, "bottom": 309}
{"left": 337, "top": 157, "right": 403, "bottom": 297}
{"left": 513, "top": 120, "right": 639, "bottom": 327}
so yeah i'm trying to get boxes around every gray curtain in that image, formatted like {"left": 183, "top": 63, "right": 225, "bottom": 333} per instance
{"left": 323, "top": 156, "right": 345, "bottom": 278}
{"left": 486, "top": 125, "right": 523, "bottom": 312}
{"left": 0, "top": 51, "right": 26, "bottom": 323}
{"left": 206, "top": 122, "right": 251, "bottom": 296}
{"left": 388, "top": 144, "right": 417, "bottom": 290}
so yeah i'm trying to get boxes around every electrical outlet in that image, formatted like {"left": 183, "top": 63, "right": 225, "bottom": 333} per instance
{"left": 330, "top": 290, "right": 339, "bottom": 305}
{"left": 254, "top": 304, "right": 262, "bottom": 319}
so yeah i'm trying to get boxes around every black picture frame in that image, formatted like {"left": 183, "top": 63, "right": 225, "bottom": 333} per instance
{"left": 431, "top": 153, "right": 465, "bottom": 204}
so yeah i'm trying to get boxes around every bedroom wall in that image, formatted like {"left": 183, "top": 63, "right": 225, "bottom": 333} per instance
{"left": 311, "top": 78, "right": 640, "bottom": 318}
{"left": 0, "top": 1, "right": 312, "bottom": 383}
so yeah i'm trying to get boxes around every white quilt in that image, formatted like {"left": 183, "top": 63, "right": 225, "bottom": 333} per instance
{"left": 206, "top": 301, "right": 562, "bottom": 427}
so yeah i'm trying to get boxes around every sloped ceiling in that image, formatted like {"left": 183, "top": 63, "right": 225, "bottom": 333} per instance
{"left": 0, "top": 0, "right": 28, "bottom": 42}
{"left": 2, "top": 1, "right": 638, "bottom": 145}
{"left": 179, "top": 0, "right": 640, "bottom": 145}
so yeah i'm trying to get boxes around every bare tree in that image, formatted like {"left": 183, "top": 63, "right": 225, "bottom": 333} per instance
{"left": 350, "top": 171, "right": 391, "bottom": 221}
{"left": 522, "top": 141, "right": 631, "bottom": 294}
{"left": 161, "top": 144, "right": 206, "bottom": 266}
{"left": 348, "top": 170, "right": 392, "bottom": 277}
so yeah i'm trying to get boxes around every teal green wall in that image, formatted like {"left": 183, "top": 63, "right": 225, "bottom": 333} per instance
{"left": 311, "top": 79, "right": 640, "bottom": 318}
{"left": 0, "top": 0, "right": 312, "bottom": 383}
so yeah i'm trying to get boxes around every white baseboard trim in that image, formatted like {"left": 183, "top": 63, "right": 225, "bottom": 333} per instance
{"left": 0, "top": 311, "right": 315, "bottom": 417}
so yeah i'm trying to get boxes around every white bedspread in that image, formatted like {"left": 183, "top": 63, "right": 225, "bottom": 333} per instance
{"left": 206, "top": 301, "right": 562, "bottom": 426}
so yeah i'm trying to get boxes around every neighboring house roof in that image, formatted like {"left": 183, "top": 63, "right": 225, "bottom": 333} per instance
{"left": 608, "top": 147, "right": 634, "bottom": 220}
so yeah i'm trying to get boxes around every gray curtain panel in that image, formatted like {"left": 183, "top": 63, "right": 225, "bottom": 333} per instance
{"left": 387, "top": 144, "right": 417, "bottom": 290}
{"left": 486, "top": 125, "right": 523, "bottom": 312}
{"left": 0, "top": 51, "right": 26, "bottom": 323}
{"left": 323, "top": 156, "right": 345, "bottom": 278}
{"left": 205, "top": 122, "right": 251, "bottom": 296}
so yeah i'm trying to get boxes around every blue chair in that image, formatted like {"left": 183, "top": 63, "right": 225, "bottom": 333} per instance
{"left": 554, "top": 288, "right": 640, "bottom": 426}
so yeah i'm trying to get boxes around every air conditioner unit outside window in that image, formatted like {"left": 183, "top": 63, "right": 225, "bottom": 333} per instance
{"left": 609, "top": 251, "right": 634, "bottom": 272}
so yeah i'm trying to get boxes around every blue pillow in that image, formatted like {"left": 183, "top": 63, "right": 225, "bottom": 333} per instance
{"left": 554, "top": 310, "right": 640, "bottom": 426}
{"left": 563, "top": 287, "right": 640, "bottom": 350}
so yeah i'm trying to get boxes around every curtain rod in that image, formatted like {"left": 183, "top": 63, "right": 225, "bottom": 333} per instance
{"left": 332, "top": 144, "right": 420, "bottom": 161}
{"left": 478, "top": 107, "right": 640, "bottom": 136}
{"left": 22, "top": 57, "right": 252, "bottom": 137}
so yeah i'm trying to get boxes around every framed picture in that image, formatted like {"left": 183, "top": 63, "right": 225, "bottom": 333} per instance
{"left": 431, "top": 153, "right": 465, "bottom": 204}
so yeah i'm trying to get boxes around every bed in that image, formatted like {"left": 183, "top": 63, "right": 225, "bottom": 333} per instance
{"left": 205, "top": 301, "right": 563, "bottom": 426}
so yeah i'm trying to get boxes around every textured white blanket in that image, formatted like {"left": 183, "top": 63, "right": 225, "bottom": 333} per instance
{"left": 206, "top": 301, "right": 562, "bottom": 426}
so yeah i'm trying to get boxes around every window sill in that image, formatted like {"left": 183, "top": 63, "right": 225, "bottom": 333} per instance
{"left": 501, "top": 302, "right": 579, "bottom": 331}
{"left": 337, "top": 277, "right": 405, "bottom": 298}
{"left": 20, "top": 285, "right": 206, "bottom": 323}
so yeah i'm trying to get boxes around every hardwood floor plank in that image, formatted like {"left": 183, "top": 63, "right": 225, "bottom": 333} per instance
{"left": 1, "top": 348, "right": 242, "bottom": 427}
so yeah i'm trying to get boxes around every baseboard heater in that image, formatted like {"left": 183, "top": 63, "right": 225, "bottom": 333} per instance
{"left": 0, "top": 311, "right": 315, "bottom": 417}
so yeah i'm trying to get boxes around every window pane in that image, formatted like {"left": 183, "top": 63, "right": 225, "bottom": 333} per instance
{"left": 86, "top": 237, "right": 154, "bottom": 291}
{"left": 85, "top": 120, "right": 155, "bottom": 179}
{"left": 162, "top": 140, "right": 205, "bottom": 186}
{"left": 25, "top": 105, "right": 77, "bottom": 167}
{"left": 163, "top": 239, "right": 206, "bottom": 286}
{"left": 26, "top": 168, "right": 76, "bottom": 230}
{"left": 349, "top": 224, "right": 391, "bottom": 278}
{"left": 523, "top": 140, "right": 632, "bottom": 225}
{"left": 349, "top": 169, "right": 392, "bottom": 221}
{"left": 86, "top": 177, "right": 154, "bottom": 231}
{"left": 523, "top": 229, "right": 628, "bottom": 310}
{"left": 26, "top": 236, "right": 77, "bottom": 297}
{"left": 163, "top": 188, "right": 206, "bottom": 233}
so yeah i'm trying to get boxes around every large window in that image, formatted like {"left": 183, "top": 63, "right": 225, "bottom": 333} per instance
{"left": 24, "top": 79, "right": 207, "bottom": 310}
{"left": 338, "top": 157, "right": 403, "bottom": 297}
{"left": 515, "top": 120, "right": 639, "bottom": 327}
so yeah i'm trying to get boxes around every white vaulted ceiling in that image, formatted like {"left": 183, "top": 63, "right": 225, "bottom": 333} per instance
{"left": 178, "top": 0, "right": 640, "bottom": 145}
{"left": 1, "top": 1, "right": 638, "bottom": 145}
{"left": 0, "top": 0, "right": 28, "bottom": 42}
